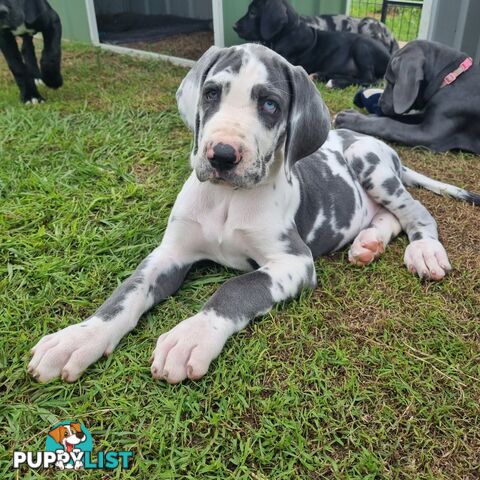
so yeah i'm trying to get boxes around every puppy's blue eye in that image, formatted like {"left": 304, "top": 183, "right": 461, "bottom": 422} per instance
{"left": 261, "top": 100, "right": 278, "bottom": 114}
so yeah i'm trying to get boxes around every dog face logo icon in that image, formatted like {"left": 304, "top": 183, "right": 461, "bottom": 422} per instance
{"left": 45, "top": 421, "right": 93, "bottom": 470}
{"left": 48, "top": 422, "right": 87, "bottom": 453}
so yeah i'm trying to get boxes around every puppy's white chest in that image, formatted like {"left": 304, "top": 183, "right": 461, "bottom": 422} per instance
{"left": 200, "top": 203, "right": 254, "bottom": 268}
{"left": 12, "top": 24, "right": 35, "bottom": 35}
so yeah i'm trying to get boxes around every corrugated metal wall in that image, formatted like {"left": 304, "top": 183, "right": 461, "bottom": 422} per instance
{"left": 48, "top": 0, "right": 92, "bottom": 43}
{"left": 93, "top": 0, "right": 212, "bottom": 20}
{"left": 424, "top": 0, "right": 480, "bottom": 63}
{"left": 48, "top": 0, "right": 349, "bottom": 51}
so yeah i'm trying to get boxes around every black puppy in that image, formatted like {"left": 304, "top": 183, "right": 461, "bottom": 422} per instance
{"left": 335, "top": 40, "right": 480, "bottom": 154}
{"left": 235, "top": 0, "right": 390, "bottom": 88}
{"left": 0, "top": 0, "right": 62, "bottom": 103}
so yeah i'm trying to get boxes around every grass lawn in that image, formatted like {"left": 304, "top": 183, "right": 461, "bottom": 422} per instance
{"left": 1, "top": 42, "right": 479, "bottom": 479}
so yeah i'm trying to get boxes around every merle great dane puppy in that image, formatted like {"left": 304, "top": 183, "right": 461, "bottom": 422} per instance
{"left": 29, "top": 44, "right": 479, "bottom": 384}
{"left": 0, "top": 0, "right": 62, "bottom": 103}
{"left": 335, "top": 40, "right": 480, "bottom": 154}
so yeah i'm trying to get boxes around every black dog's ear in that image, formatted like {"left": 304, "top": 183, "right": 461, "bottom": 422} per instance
{"left": 24, "top": 0, "right": 48, "bottom": 24}
{"left": 176, "top": 46, "right": 222, "bottom": 130}
{"left": 284, "top": 65, "right": 331, "bottom": 177}
{"left": 260, "top": 0, "right": 288, "bottom": 41}
{"left": 392, "top": 52, "right": 425, "bottom": 114}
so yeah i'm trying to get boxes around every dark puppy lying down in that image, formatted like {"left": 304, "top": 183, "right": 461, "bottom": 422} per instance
{"left": 235, "top": 0, "right": 390, "bottom": 88}
{"left": 336, "top": 40, "right": 480, "bottom": 154}
{"left": 0, "top": 0, "right": 62, "bottom": 103}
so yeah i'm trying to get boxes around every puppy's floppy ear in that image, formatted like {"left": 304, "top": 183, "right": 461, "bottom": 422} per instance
{"left": 48, "top": 426, "right": 65, "bottom": 444}
{"left": 24, "top": 0, "right": 48, "bottom": 24}
{"left": 260, "top": 0, "right": 288, "bottom": 41}
{"left": 71, "top": 423, "right": 82, "bottom": 433}
{"left": 392, "top": 51, "right": 425, "bottom": 114}
{"left": 176, "top": 46, "right": 222, "bottom": 130}
{"left": 284, "top": 65, "right": 330, "bottom": 177}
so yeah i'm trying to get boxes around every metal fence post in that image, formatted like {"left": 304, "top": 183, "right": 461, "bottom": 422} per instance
{"left": 381, "top": 0, "right": 389, "bottom": 22}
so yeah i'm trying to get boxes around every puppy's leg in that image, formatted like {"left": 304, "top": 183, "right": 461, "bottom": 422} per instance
{"left": 349, "top": 208, "right": 402, "bottom": 265}
{"left": 335, "top": 111, "right": 442, "bottom": 150}
{"left": 345, "top": 139, "right": 451, "bottom": 280}
{"left": 28, "top": 222, "right": 201, "bottom": 382}
{"left": 40, "top": 13, "right": 63, "bottom": 89}
{"left": 151, "top": 235, "right": 316, "bottom": 384}
{"left": 0, "top": 31, "right": 43, "bottom": 103}
{"left": 21, "top": 35, "right": 42, "bottom": 82}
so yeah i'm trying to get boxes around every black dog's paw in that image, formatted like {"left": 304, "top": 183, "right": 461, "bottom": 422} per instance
{"left": 22, "top": 93, "right": 45, "bottom": 105}
{"left": 42, "top": 74, "right": 63, "bottom": 89}
{"left": 41, "top": 69, "right": 63, "bottom": 89}
{"left": 334, "top": 109, "right": 362, "bottom": 128}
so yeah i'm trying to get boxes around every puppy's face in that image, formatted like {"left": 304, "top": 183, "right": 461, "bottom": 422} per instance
{"left": 234, "top": 0, "right": 289, "bottom": 43}
{"left": 177, "top": 44, "right": 331, "bottom": 189}
{"left": 193, "top": 50, "right": 290, "bottom": 188}
{"left": 380, "top": 45, "right": 426, "bottom": 115}
{"left": 234, "top": 0, "right": 264, "bottom": 41}
{"left": 48, "top": 423, "right": 87, "bottom": 452}
{"left": 0, "top": 0, "right": 25, "bottom": 30}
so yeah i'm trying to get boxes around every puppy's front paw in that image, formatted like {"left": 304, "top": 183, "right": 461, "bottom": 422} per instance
{"left": 28, "top": 320, "right": 116, "bottom": 382}
{"left": 334, "top": 109, "right": 362, "bottom": 129}
{"left": 404, "top": 239, "right": 451, "bottom": 281}
{"left": 151, "top": 312, "right": 232, "bottom": 384}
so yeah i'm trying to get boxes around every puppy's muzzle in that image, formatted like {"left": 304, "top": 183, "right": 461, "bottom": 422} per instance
{"left": 207, "top": 142, "right": 242, "bottom": 172}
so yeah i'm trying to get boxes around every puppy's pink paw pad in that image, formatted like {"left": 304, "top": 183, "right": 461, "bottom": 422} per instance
{"left": 349, "top": 228, "right": 385, "bottom": 266}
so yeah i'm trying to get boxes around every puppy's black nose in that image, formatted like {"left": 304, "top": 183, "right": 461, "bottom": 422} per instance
{"left": 0, "top": 6, "right": 9, "bottom": 19}
{"left": 210, "top": 143, "right": 238, "bottom": 171}
{"left": 75, "top": 432, "right": 85, "bottom": 439}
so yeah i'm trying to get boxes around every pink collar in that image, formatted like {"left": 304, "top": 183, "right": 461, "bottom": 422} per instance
{"left": 441, "top": 57, "right": 473, "bottom": 87}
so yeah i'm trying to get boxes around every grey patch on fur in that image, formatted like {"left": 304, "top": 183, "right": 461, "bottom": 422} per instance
{"left": 351, "top": 157, "right": 364, "bottom": 175}
{"left": 336, "top": 129, "right": 362, "bottom": 150}
{"left": 280, "top": 227, "right": 311, "bottom": 256}
{"left": 365, "top": 152, "right": 380, "bottom": 165}
{"left": 97, "top": 274, "right": 144, "bottom": 322}
{"left": 293, "top": 151, "right": 358, "bottom": 255}
{"left": 204, "top": 270, "right": 273, "bottom": 322}
{"left": 411, "top": 232, "right": 423, "bottom": 241}
{"left": 148, "top": 264, "right": 191, "bottom": 305}
{"left": 383, "top": 177, "right": 401, "bottom": 195}
{"left": 212, "top": 48, "right": 244, "bottom": 76}
{"left": 306, "top": 263, "right": 315, "bottom": 286}
{"left": 390, "top": 153, "right": 401, "bottom": 171}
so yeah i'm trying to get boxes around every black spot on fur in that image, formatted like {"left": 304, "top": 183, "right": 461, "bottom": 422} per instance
{"left": 247, "top": 258, "right": 260, "bottom": 270}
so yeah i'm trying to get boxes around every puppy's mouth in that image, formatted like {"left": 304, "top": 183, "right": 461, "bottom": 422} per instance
{"left": 200, "top": 166, "right": 236, "bottom": 185}
{"left": 65, "top": 441, "right": 75, "bottom": 453}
